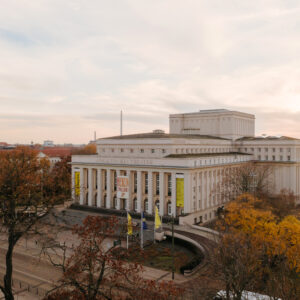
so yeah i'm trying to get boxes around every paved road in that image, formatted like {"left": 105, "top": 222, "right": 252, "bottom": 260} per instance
{"left": 0, "top": 208, "right": 218, "bottom": 299}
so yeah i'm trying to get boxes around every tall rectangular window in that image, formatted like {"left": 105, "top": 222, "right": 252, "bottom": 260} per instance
{"left": 156, "top": 174, "right": 159, "bottom": 195}
{"left": 134, "top": 173, "right": 137, "bottom": 193}
{"left": 145, "top": 173, "right": 148, "bottom": 194}
{"left": 114, "top": 172, "right": 117, "bottom": 191}
{"left": 167, "top": 174, "right": 171, "bottom": 196}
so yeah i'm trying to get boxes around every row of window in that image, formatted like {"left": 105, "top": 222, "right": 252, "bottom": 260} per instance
{"left": 175, "top": 148, "right": 230, "bottom": 154}
{"left": 83, "top": 194, "right": 173, "bottom": 215}
{"left": 100, "top": 146, "right": 293, "bottom": 156}
{"left": 101, "top": 148, "right": 166, "bottom": 154}
{"left": 108, "top": 172, "right": 173, "bottom": 195}
{"left": 239, "top": 147, "right": 291, "bottom": 153}
{"left": 257, "top": 155, "right": 291, "bottom": 161}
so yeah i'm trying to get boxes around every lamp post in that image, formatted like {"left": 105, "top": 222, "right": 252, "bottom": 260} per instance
{"left": 171, "top": 214, "right": 175, "bottom": 280}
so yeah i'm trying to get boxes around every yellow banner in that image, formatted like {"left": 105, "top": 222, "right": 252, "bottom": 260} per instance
{"left": 127, "top": 213, "right": 133, "bottom": 235}
{"left": 176, "top": 178, "right": 184, "bottom": 207}
{"left": 155, "top": 206, "right": 162, "bottom": 229}
{"left": 75, "top": 171, "right": 80, "bottom": 196}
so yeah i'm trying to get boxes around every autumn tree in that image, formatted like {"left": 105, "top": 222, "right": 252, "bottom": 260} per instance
{"left": 0, "top": 147, "right": 67, "bottom": 300}
{"left": 49, "top": 155, "right": 71, "bottom": 202}
{"left": 213, "top": 193, "right": 300, "bottom": 300}
{"left": 221, "top": 162, "right": 273, "bottom": 201}
{"left": 72, "top": 144, "right": 97, "bottom": 155}
{"left": 264, "top": 189, "right": 296, "bottom": 220}
{"left": 44, "top": 215, "right": 183, "bottom": 300}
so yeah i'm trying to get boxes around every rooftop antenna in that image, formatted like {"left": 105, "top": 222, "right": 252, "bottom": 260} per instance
{"left": 120, "top": 110, "right": 123, "bottom": 136}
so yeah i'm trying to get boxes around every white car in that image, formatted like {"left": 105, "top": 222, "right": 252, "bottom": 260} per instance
{"left": 215, "top": 290, "right": 281, "bottom": 300}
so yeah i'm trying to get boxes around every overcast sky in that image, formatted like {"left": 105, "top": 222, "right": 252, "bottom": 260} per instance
{"left": 1, "top": 0, "right": 300, "bottom": 144}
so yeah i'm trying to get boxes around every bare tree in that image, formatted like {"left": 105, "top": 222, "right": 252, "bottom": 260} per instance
{"left": 220, "top": 162, "right": 274, "bottom": 201}
{"left": 43, "top": 215, "right": 184, "bottom": 300}
{"left": 209, "top": 232, "right": 260, "bottom": 300}
{"left": 0, "top": 147, "right": 68, "bottom": 300}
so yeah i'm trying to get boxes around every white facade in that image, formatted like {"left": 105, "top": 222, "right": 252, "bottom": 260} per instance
{"left": 169, "top": 109, "right": 255, "bottom": 140}
{"left": 71, "top": 109, "right": 300, "bottom": 225}
{"left": 38, "top": 152, "right": 61, "bottom": 166}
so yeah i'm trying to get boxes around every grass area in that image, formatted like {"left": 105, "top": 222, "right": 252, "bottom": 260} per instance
{"left": 125, "top": 242, "right": 194, "bottom": 273}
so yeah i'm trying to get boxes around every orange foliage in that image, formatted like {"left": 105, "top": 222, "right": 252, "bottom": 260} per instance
{"left": 222, "top": 193, "right": 300, "bottom": 273}
{"left": 72, "top": 144, "right": 97, "bottom": 155}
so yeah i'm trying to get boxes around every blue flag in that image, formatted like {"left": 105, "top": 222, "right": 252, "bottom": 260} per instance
{"left": 142, "top": 212, "right": 147, "bottom": 230}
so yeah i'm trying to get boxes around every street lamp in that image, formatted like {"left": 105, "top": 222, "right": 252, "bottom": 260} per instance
{"left": 171, "top": 214, "right": 175, "bottom": 280}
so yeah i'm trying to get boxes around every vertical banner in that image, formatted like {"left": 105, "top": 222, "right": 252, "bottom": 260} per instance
{"left": 176, "top": 176, "right": 184, "bottom": 207}
{"left": 75, "top": 171, "right": 80, "bottom": 196}
{"left": 127, "top": 213, "right": 133, "bottom": 235}
{"left": 117, "top": 176, "right": 129, "bottom": 199}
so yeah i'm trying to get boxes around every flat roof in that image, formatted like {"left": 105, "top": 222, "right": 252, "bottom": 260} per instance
{"left": 101, "top": 132, "right": 229, "bottom": 141}
{"left": 170, "top": 109, "right": 255, "bottom": 118}
{"left": 166, "top": 152, "right": 251, "bottom": 158}
{"left": 237, "top": 136, "right": 300, "bottom": 141}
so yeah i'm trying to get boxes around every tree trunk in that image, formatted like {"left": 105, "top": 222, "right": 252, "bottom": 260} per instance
{"left": 226, "top": 283, "right": 230, "bottom": 299}
{"left": 3, "top": 232, "right": 15, "bottom": 300}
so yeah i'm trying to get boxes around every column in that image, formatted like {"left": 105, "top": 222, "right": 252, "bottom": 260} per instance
{"left": 194, "top": 172, "right": 198, "bottom": 212}
{"left": 88, "top": 168, "right": 93, "bottom": 206}
{"left": 159, "top": 171, "right": 165, "bottom": 215}
{"left": 201, "top": 172, "right": 205, "bottom": 210}
{"left": 71, "top": 167, "right": 75, "bottom": 201}
{"left": 211, "top": 171, "right": 215, "bottom": 207}
{"left": 171, "top": 172, "right": 176, "bottom": 217}
{"left": 97, "top": 168, "right": 102, "bottom": 207}
{"left": 106, "top": 169, "right": 111, "bottom": 208}
{"left": 79, "top": 167, "right": 84, "bottom": 205}
{"left": 184, "top": 172, "right": 191, "bottom": 213}
{"left": 148, "top": 171, "right": 153, "bottom": 214}
{"left": 116, "top": 170, "right": 121, "bottom": 210}
{"left": 206, "top": 171, "right": 210, "bottom": 208}
{"left": 137, "top": 170, "right": 142, "bottom": 213}
{"left": 126, "top": 170, "right": 132, "bottom": 211}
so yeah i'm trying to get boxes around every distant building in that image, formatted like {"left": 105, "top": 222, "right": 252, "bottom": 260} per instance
{"left": 0, "top": 142, "right": 16, "bottom": 150}
{"left": 71, "top": 109, "right": 300, "bottom": 225}
{"left": 38, "top": 147, "right": 72, "bottom": 166}
{"left": 43, "top": 140, "right": 54, "bottom": 147}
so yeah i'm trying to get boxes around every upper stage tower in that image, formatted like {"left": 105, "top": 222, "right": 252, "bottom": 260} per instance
{"left": 169, "top": 109, "right": 255, "bottom": 140}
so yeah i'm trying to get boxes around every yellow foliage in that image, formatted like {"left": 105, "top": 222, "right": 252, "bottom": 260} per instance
{"left": 222, "top": 193, "right": 300, "bottom": 272}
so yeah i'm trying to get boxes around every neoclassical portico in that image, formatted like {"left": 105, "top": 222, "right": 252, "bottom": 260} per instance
{"left": 71, "top": 149, "right": 253, "bottom": 225}
{"left": 72, "top": 166, "right": 181, "bottom": 217}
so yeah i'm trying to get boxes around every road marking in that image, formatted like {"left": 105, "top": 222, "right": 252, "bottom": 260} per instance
{"left": 0, "top": 266, "right": 54, "bottom": 285}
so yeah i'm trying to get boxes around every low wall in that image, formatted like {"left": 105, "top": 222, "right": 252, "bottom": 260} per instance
{"left": 164, "top": 230, "right": 205, "bottom": 276}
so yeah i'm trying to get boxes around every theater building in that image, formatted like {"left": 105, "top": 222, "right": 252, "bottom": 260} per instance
{"left": 71, "top": 109, "right": 300, "bottom": 225}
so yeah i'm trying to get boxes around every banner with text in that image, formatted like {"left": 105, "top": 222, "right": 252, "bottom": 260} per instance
{"left": 117, "top": 176, "right": 129, "bottom": 199}
{"left": 176, "top": 176, "right": 184, "bottom": 207}
{"left": 75, "top": 171, "right": 80, "bottom": 196}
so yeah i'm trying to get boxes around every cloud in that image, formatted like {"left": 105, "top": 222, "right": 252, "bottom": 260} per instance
{"left": 0, "top": 0, "right": 300, "bottom": 143}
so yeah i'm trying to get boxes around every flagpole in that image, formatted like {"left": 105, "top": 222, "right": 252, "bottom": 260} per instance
{"left": 153, "top": 206, "right": 156, "bottom": 244}
{"left": 141, "top": 211, "right": 143, "bottom": 249}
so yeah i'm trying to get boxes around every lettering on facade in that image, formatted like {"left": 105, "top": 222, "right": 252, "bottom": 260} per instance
{"left": 176, "top": 175, "right": 184, "bottom": 207}
{"left": 117, "top": 176, "right": 129, "bottom": 199}
{"left": 75, "top": 171, "right": 80, "bottom": 196}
